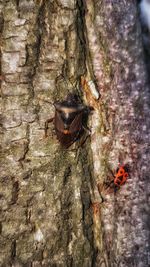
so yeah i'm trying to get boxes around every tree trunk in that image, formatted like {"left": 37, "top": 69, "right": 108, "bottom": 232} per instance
{"left": 0, "top": 0, "right": 149, "bottom": 266}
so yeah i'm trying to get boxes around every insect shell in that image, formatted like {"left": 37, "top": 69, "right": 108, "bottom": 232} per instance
{"left": 87, "top": 80, "right": 100, "bottom": 100}
{"left": 53, "top": 94, "right": 88, "bottom": 148}
{"left": 81, "top": 76, "right": 100, "bottom": 100}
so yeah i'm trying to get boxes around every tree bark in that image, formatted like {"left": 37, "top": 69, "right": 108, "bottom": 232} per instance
{"left": 0, "top": 0, "right": 149, "bottom": 267}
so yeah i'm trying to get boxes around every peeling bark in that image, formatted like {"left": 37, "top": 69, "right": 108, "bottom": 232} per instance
{"left": 0, "top": 0, "right": 149, "bottom": 267}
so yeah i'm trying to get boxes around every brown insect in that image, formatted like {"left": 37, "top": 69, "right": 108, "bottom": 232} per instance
{"left": 44, "top": 94, "right": 90, "bottom": 148}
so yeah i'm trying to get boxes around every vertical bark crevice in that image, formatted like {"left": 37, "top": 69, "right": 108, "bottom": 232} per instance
{"left": 0, "top": 11, "right": 4, "bottom": 94}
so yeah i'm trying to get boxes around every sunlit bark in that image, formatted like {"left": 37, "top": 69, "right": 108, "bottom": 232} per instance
{"left": 0, "top": 0, "right": 149, "bottom": 266}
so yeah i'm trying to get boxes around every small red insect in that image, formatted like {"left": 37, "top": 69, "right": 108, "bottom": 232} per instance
{"left": 114, "top": 165, "right": 129, "bottom": 187}
{"left": 97, "top": 164, "right": 129, "bottom": 197}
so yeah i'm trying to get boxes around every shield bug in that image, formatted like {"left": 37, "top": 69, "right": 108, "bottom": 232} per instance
{"left": 44, "top": 94, "right": 90, "bottom": 148}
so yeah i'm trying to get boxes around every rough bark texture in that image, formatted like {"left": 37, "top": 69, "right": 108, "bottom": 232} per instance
{"left": 0, "top": 0, "right": 149, "bottom": 267}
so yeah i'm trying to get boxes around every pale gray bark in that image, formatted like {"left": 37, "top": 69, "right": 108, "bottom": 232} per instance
{"left": 0, "top": 0, "right": 149, "bottom": 267}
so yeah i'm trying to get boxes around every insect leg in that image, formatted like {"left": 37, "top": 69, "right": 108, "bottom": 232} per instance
{"left": 79, "top": 131, "right": 90, "bottom": 148}
{"left": 45, "top": 118, "right": 54, "bottom": 137}
{"left": 82, "top": 125, "right": 91, "bottom": 134}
